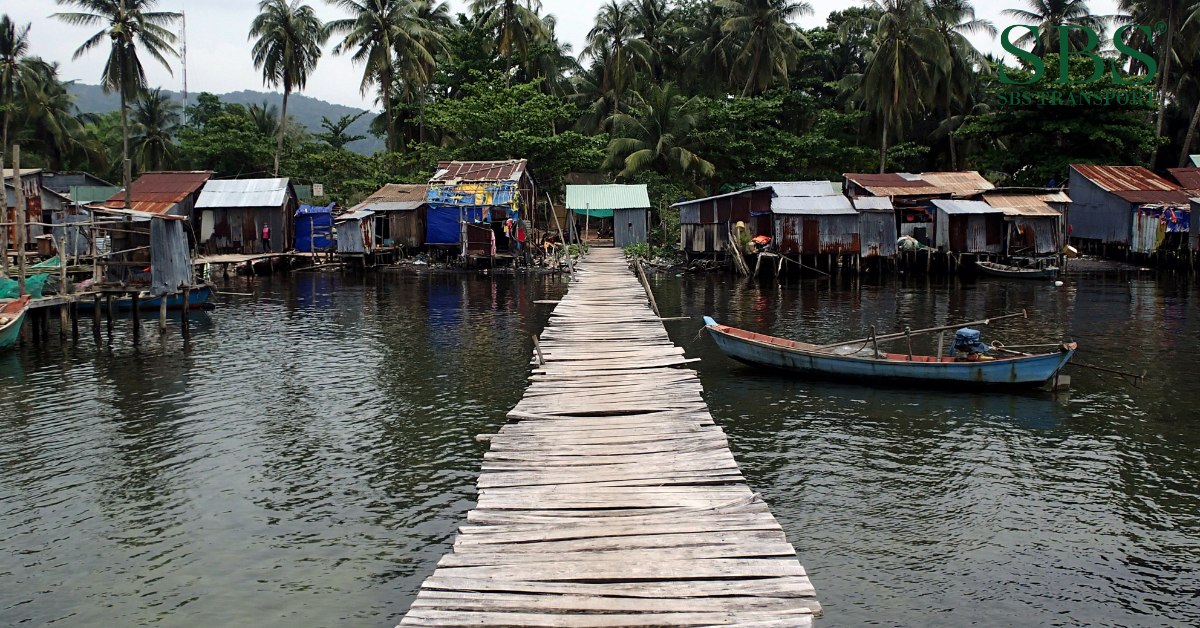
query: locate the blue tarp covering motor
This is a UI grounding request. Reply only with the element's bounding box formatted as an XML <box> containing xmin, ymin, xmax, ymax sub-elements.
<box><xmin>426</xmin><ymin>205</ymin><xmax>490</xmax><ymax>245</ymax></box>
<box><xmin>952</xmin><ymin>328</ymin><xmax>989</xmax><ymax>354</ymax></box>
<box><xmin>295</xmin><ymin>203</ymin><xmax>335</xmax><ymax>252</ymax></box>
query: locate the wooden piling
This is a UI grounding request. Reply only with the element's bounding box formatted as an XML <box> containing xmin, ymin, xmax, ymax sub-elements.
<box><xmin>398</xmin><ymin>247</ymin><xmax>820</xmax><ymax>626</ymax></box>
<box><xmin>91</xmin><ymin>294</ymin><xmax>101</xmax><ymax>339</ymax></box>
<box><xmin>158</xmin><ymin>294</ymin><xmax>168</xmax><ymax>335</ymax></box>
<box><xmin>131</xmin><ymin>292</ymin><xmax>140</xmax><ymax>342</ymax></box>
<box><xmin>181</xmin><ymin>286</ymin><xmax>191</xmax><ymax>340</ymax></box>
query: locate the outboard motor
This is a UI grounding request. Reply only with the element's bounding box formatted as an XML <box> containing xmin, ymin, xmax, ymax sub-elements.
<box><xmin>952</xmin><ymin>328</ymin><xmax>989</xmax><ymax>355</ymax></box>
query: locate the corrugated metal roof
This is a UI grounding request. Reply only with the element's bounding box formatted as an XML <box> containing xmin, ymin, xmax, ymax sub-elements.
<box><xmin>920</xmin><ymin>171</ymin><xmax>994</xmax><ymax>197</ymax></box>
<box><xmin>103</xmin><ymin>171</ymin><xmax>212</xmax><ymax>213</ymax></box>
<box><xmin>983</xmin><ymin>194</ymin><xmax>1062</xmax><ymax>216</ymax></box>
<box><xmin>844</xmin><ymin>172</ymin><xmax>941</xmax><ymax>196</ymax></box>
<box><xmin>670</xmin><ymin>185</ymin><xmax>767</xmax><ymax>208</ymax></box>
<box><xmin>196</xmin><ymin>178</ymin><xmax>291</xmax><ymax>208</ymax></box>
<box><xmin>1167</xmin><ymin>167</ymin><xmax>1200</xmax><ymax>192</ymax></box>
<box><xmin>352</xmin><ymin>184</ymin><xmax>427</xmax><ymax>212</ymax></box>
<box><xmin>932</xmin><ymin>199</ymin><xmax>1004</xmax><ymax>215</ymax></box>
<box><xmin>853</xmin><ymin>197</ymin><xmax>894</xmax><ymax>211</ymax></box>
<box><xmin>1070</xmin><ymin>164</ymin><xmax>1191</xmax><ymax>205</ymax></box>
<box><xmin>335</xmin><ymin>209</ymin><xmax>375</xmax><ymax>222</ymax></box>
<box><xmin>772</xmin><ymin>195</ymin><xmax>856</xmax><ymax>215</ymax></box>
<box><xmin>565</xmin><ymin>184</ymin><xmax>651</xmax><ymax>210</ymax></box>
<box><xmin>431</xmin><ymin>160</ymin><xmax>527</xmax><ymax>182</ymax></box>
<box><xmin>756</xmin><ymin>181</ymin><xmax>839</xmax><ymax>197</ymax></box>
<box><xmin>2</xmin><ymin>168</ymin><xmax>43</xmax><ymax>179</ymax></box>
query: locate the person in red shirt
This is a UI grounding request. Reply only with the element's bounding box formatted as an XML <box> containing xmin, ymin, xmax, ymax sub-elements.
<box><xmin>261</xmin><ymin>222</ymin><xmax>271</xmax><ymax>253</ymax></box>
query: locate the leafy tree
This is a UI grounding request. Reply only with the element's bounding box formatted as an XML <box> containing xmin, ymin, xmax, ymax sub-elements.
<box><xmin>131</xmin><ymin>87</ymin><xmax>180</xmax><ymax>172</ymax></box>
<box><xmin>1</xmin><ymin>15</ymin><xmax>30</xmax><ymax>200</ymax></box>
<box><xmin>316</xmin><ymin>111</ymin><xmax>368</xmax><ymax>149</ymax></box>
<box><xmin>249</xmin><ymin>0</ymin><xmax>328</xmax><ymax>176</ymax></box>
<box><xmin>185</xmin><ymin>92</ymin><xmax>224</xmax><ymax>127</ymax></box>
<box><xmin>53</xmin><ymin>0</ymin><xmax>180</xmax><ymax>208</ymax></box>
<box><xmin>583</xmin><ymin>1</ymin><xmax>651</xmax><ymax>106</ymax></box>
<box><xmin>178</xmin><ymin>109</ymin><xmax>274</xmax><ymax>175</ymax></box>
<box><xmin>424</xmin><ymin>74</ymin><xmax>605</xmax><ymax>195</ymax></box>
<box><xmin>956</xmin><ymin>54</ymin><xmax>1160</xmax><ymax>186</ymax></box>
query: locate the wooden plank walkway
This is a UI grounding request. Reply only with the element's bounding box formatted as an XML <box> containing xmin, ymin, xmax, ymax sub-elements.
<box><xmin>399</xmin><ymin>247</ymin><xmax>820</xmax><ymax>627</ymax></box>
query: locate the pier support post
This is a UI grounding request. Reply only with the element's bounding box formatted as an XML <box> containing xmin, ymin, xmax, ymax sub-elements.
<box><xmin>181</xmin><ymin>287</ymin><xmax>191</xmax><ymax>341</ymax></box>
<box><xmin>105</xmin><ymin>295</ymin><xmax>114</xmax><ymax>334</ymax></box>
<box><xmin>91</xmin><ymin>294</ymin><xmax>101</xmax><ymax>340</ymax></box>
<box><xmin>59</xmin><ymin>304</ymin><xmax>68</xmax><ymax>340</ymax></box>
<box><xmin>158</xmin><ymin>294</ymin><xmax>168</xmax><ymax>335</ymax></box>
<box><xmin>71</xmin><ymin>300</ymin><xmax>79</xmax><ymax>340</ymax></box>
<box><xmin>131</xmin><ymin>293</ymin><xmax>140</xmax><ymax>343</ymax></box>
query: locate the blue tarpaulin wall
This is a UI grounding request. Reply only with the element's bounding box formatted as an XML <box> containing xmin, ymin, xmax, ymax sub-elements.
<box><xmin>426</xmin><ymin>204</ymin><xmax>491</xmax><ymax>245</ymax></box>
<box><xmin>295</xmin><ymin>203</ymin><xmax>335</xmax><ymax>252</ymax></box>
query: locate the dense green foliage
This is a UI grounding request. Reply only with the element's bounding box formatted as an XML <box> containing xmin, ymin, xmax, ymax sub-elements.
<box><xmin>4</xmin><ymin>0</ymin><xmax>1200</xmax><ymax>236</ymax></box>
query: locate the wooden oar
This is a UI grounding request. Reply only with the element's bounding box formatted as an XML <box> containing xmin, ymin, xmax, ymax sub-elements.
<box><xmin>815</xmin><ymin>310</ymin><xmax>1028</xmax><ymax>350</ymax></box>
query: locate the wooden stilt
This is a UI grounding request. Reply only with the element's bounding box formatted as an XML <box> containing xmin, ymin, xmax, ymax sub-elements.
<box><xmin>131</xmin><ymin>292</ymin><xmax>140</xmax><ymax>343</ymax></box>
<box><xmin>181</xmin><ymin>286</ymin><xmax>191</xmax><ymax>340</ymax></box>
<box><xmin>159</xmin><ymin>294</ymin><xmax>168</xmax><ymax>335</ymax></box>
<box><xmin>92</xmin><ymin>294</ymin><xmax>101</xmax><ymax>340</ymax></box>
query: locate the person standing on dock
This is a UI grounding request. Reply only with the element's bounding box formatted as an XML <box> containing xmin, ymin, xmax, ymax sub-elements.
<box><xmin>261</xmin><ymin>222</ymin><xmax>271</xmax><ymax>253</ymax></box>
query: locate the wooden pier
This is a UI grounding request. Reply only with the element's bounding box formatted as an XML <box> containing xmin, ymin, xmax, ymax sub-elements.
<box><xmin>399</xmin><ymin>247</ymin><xmax>820</xmax><ymax>627</ymax></box>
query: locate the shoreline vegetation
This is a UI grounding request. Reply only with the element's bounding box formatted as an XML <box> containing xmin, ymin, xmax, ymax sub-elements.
<box><xmin>1</xmin><ymin>1</ymin><xmax>1197</xmax><ymax>250</ymax></box>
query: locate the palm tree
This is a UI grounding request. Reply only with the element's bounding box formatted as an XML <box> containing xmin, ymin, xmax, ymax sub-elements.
<box><xmin>928</xmin><ymin>0</ymin><xmax>994</xmax><ymax>169</ymax></box>
<box><xmin>1119</xmin><ymin>0</ymin><xmax>1195</xmax><ymax>152</ymax></box>
<box><xmin>130</xmin><ymin>87</ymin><xmax>180</xmax><ymax>171</ymax></box>
<box><xmin>470</xmin><ymin>0</ymin><xmax>549</xmax><ymax>81</ymax></box>
<box><xmin>249</xmin><ymin>0</ymin><xmax>327</xmax><ymax>176</ymax></box>
<box><xmin>630</xmin><ymin>0</ymin><xmax>669</xmax><ymax>80</ymax></box>
<box><xmin>246</xmin><ymin>100</ymin><xmax>281</xmax><ymax>137</ymax></box>
<box><xmin>11</xmin><ymin>59</ymin><xmax>101</xmax><ymax>169</ymax></box>
<box><xmin>327</xmin><ymin>0</ymin><xmax>438</xmax><ymax>153</ymax></box>
<box><xmin>0</xmin><ymin>15</ymin><xmax>30</xmax><ymax>269</ymax></box>
<box><xmin>583</xmin><ymin>1</ymin><xmax>652</xmax><ymax>105</ymax></box>
<box><xmin>846</xmin><ymin>0</ymin><xmax>946</xmax><ymax>172</ymax></box>
<box><xmin>679</xmin><ymin>1</ymin><xmax>735</xmax><ymax>95</ymax></box>
<box><xmin>315</xmin><ymin>111</ymin><xmax>368</xmax><ymax>149</ymax></box>
<box><xmin>53</xmin><ymin>0</ymin><xmax>180</xmax><ymax>209</ymax></box>
<box><xmin>604</xmin><ymin>82</ymin><xmax>715</xmax><ymax>188</ymax></box>
<box><xmin>717</xmin><ymin>0</ymin><xmax>812</xmax><ymax>96</ymax></box>
<box><xmin>1001</xmin><ymin>0</ymin><xmax>1107</xmax><ymax>56</ymax></box>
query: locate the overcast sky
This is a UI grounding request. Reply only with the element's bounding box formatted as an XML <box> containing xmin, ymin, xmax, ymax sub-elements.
<box><xmin>11</xmin><ymin>0</ymin><xmax>1120</xmax><ymax>111</ymax></box>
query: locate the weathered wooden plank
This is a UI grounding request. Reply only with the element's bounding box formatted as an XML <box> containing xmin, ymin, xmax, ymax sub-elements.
<box><xmin>397</xmin><ymin>248</ymin><xmax>819</xmax><ymax>626</ymax></box>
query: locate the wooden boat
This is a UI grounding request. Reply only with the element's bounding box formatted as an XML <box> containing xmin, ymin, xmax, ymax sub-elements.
<box><xmin>703</xmin><ymin>316</ymin><xmax>1076</xmax><ymax>387</ymax></box>
<box><xmin>0</xmin><ymin>295</ymin><xmax>30</xmax><ymax>350</ymax></box>
<box><xmin>75</xmin><ymin>285</ymin><xmax>214</xmax><ymax>313</ymax></box>
<box><xmin>976</xmin><ymin>260</ymin><xmax>1059</xmax><ymax>279</ymax></box>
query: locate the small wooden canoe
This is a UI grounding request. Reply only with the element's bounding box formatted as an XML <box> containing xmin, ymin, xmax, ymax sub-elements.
<box><xmin>0</xmin><ymin>295</ymin><xmax>30</xmax><ymax>351</ymax></box>
<box><xmin>976</xmin><ymin>260</ymin><xmax>1059</xmax><ymax>279</ymax></box>
<box><xmin>704</xmin><ymin>316</ymin><xmax>1076</xmax><ymax>387</ymax></box>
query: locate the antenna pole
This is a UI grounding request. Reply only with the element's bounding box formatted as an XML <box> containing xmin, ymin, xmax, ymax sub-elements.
<box><xmin>180</xmin><ymin>8</ymin><xmax>188</xmax><ymax>112</ymax></box>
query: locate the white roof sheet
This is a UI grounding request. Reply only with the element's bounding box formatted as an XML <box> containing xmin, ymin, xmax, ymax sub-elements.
<box><xmin>772</xmin><ymin>195</ymin><xmax>856</xmax><ymax>215</ymax></box>
<box><xmin>196</xmin><ymin>178</ymin><xmax>291</xmax><ymax>208</ymax></box>
<box><xmin>335</xmin><ymin>209</ymin><xmax>375</xmax><ymax>222</ymax></box>
<box><xmin>932</xmin><ymin>199</ymin><xmax>1004</xmax><ymax>215</ymax></box>
<box><xmin>756</xmin><ymin>181</ymin><xmax>839</xmax><ymax>197</ymax></box>
<box><xmin>853</xmin><ymin>197</ymin><xmax>894</xmax><ymax>211</ymax></box>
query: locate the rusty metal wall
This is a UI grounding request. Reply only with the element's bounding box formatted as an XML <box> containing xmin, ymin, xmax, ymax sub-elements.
<box><xmin>1009</xmin><ymin>216</ymin><xmax>1060</xmax><ymax>255</ymax></box>
<box><xmin>859</xmin><ymin>211</ymin><xmax>898</xmax><ymax>258</ymax></box>
<box><xmin>775</xmin><ymin>215</ymin><xmax>860</xmax><ymax>255</ymax></box>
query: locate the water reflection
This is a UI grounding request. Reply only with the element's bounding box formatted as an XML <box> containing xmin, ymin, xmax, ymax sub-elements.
<box><xmin>1</xmin><ymin>267</ymin><xmax>1197</xmax><ymax>627</ymax></box>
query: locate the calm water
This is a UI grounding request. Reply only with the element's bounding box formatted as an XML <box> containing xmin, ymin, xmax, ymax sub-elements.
<box><xmin>1</xmin><ymin>264</ymin><xmax>1198</xmax><ymax>627</ymax></box>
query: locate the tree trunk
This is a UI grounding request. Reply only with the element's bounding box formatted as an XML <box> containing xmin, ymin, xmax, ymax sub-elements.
<box><xmin>1180</xmin><ymin>100</ymin><xmax>1200</xmax><ymax>167</ymax></box>
<box><xmin>1154</xmin><ymin>10</ymin><xmax>1175</xmax><ymax>145</ymax></box>
<box><xmin>741</xmin><ymin>42</ymin><xmax>763</xmax><ymax>97</ymax></box>
<box><xmin>945</xmin><ymin>68</ymin><xmax>957</xmax><ymax>171</ymax></box>
<box><xmin>274</xmin><ymin>86</ymin><xmax>289</xmax><ymax>176</ymax></box>
<box><xmin>121</xmin><ymin>89</ymin><xmax>131</xmax><ymax>209</ymax></box>
<box><xmin>382</xmin><ymin>66</ymin><xmax>397</xmax><ymax>154</ymax></box>
<box><xmin>879</xmin><ymin>121</ymin><xmax>889</xmax><ymax>174</ymax></box>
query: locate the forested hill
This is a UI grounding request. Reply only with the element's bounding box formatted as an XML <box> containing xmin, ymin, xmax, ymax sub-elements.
<box><xmin>67</xmin><ymin>83</ymin><xmax>384</xmax><ymax>155</ymax></box>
